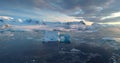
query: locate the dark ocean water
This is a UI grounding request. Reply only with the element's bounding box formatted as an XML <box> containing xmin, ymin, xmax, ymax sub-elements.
<box><xmin>0</xmin><ymin>31</ymin><xmax>119</xmax><ymax>63</ymax></box>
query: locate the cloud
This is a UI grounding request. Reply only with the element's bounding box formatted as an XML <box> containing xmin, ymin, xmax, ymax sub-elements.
<box><xmin>0</xmin><ymin>0</ymin><xmax>120</xmax><ymax>22</ymax></box>
<box><xmin>45</xmin><ymin>0</ymin><xmax>114</xmax><ymax>14</ymax></box>
<box><xmin>101</xmin><ymin>12</ymin><xmax>120</xmax><ymax>20</ymax></box>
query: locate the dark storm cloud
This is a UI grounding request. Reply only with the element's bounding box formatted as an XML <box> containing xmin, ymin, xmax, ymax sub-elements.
<box><xmin>0</xmin><ymin>0</ymin><xmax>119</xmax><ymax>22</ymax></box>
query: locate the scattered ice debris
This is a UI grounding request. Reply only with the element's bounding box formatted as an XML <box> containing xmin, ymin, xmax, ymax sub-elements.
<box><xmin>35</xmin><ymin>39</ymin><xmax>42</xmax><ymax>41</ymax></box>
<box><xmin>26</xmin><ymin>37</ymin><xmax>33</xmax><ymax>40</ymax></box>
<box><xmin>102</xmin><ymin>37</ymin><xmax>115</xmax><ymax>41</ymax></box>
<box><xmin>70</xmin><ymin>48</ymin><xmax>80</xmax><ymax>52</ymax></box>
<box><xmin>0</xmin><ymin>31</ymin><xmax>14</xmax><ymax>37</ymax></box>
<box><xmin>32</xmin><ymin>59</ymin><xmax>36</xmax><ymax>62</ymax></box>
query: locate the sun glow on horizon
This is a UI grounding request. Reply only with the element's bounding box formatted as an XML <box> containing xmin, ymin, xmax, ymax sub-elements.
<box><xmin>99</xmin><ymin>22</ymin><xmax>120</xmax><ymax>25</ymax></box>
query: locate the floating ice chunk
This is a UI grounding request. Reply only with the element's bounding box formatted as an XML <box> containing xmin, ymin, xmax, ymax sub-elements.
<box><xmin>71</xmin><ymin>48</ymin><xmax>80</xmax><ymax>52</ymax></box>
<box><xmin>102</xmin><ymin>37</ymin><xmax>114</xmax><ymax>41</ymax></box>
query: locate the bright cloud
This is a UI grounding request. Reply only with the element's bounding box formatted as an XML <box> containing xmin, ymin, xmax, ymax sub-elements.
<box><xmin>99</xmin><ymin>22</ymin><xmax>120</xmax><ymax>25</ymax></box>
<box><xmin>0</xmin><ymin>0</ymin><xmax>119</xmax><ymax>22</ymax></box>
<box><xmin>101</xmin><ymin>12</ymin><xmax>120</xmax><ymax>20</ymax></box>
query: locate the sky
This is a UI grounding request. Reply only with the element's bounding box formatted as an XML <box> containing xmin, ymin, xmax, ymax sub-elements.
<box><xmin>0</xmin><ymin>0</ymin><xmax>120</xmax><ymax>23</ymax></box>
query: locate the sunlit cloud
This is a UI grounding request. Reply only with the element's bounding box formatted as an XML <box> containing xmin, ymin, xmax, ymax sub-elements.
<box><xmin>101</xmin><ymin>12</ymin><xmax>120</xmax><ymax>20</ymax></box>
<box><xmin>99</xmin><ymin>22</ymin><xmax>120</xmax><ymax>25</ymax></box>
